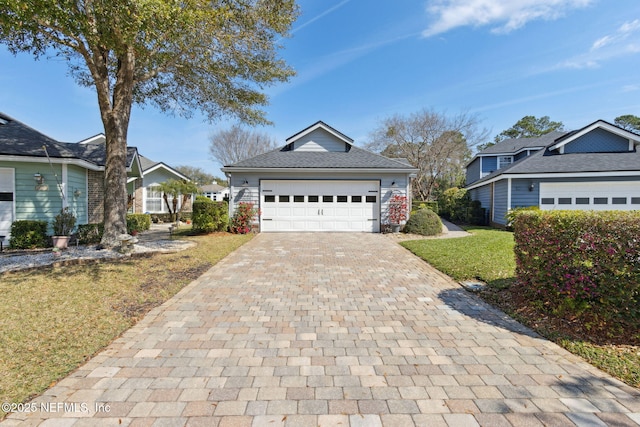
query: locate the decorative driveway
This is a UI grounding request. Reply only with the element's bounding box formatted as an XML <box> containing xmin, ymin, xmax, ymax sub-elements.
<box><xmin>3</xmin><ymin>233</ymin><xmax>639</xmax><ymax>426</ymax></box>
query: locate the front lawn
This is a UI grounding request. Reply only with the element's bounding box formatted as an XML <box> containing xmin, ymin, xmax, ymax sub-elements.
<box><xmin>0</xmin><ymin>232</ymin><xmax>252</xmax><ymax>417</ymax></box>
<box><xmin>401</xmin><ymin>226</ymin><xmax>640</xmax><ymax>388</ymax></box>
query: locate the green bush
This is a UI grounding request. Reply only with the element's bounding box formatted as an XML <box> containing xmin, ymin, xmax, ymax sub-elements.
<box><xmin>126</xmin><ymin>214</ymin><xmax>151</xmax><ymax>233</ymax></box>
<box><xmin>403</xmin><ymin>207</ymin><xmax>443</xmax><ymax>236</ymax></box>
<box><xmin>412</xmin><ymin>201</ymin><xmax>439</xmax><ymax>214</ymax></box>
<box><xmin>437</xmin><ymin>187</ymin><xmax>486</xmax><ymax>225</ymax></box>
<box><xmin>76</xmin><ymin>223</ymin><xmax>104</xmax><ymax>244</ymax></box>
<box><xmin>9</xmin><ymin>220</ymin><xmax>48</xmax><ymax>249</ymax></box>
<box><xmin>150</xmin><ymin>212</ymin><xmax>192</xmax><ymax>223</ymax></box>
<box><xmin>512</xmin><ymin>210</ymin><xmax>640</xmax><ymax>325</ymax></box>
<box><xmin>192</xmin><ymin>197</ymin><xmax>228</xmax><ymax>233</ymax></box>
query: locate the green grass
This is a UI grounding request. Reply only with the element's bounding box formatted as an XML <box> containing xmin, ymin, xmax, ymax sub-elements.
<box><xmin>0</xmin><ymin>232</ymin><xmax>252</xmax><ymax>417</ymax></box>
<box><xmin>400</xmin><ymin>226</ymin><xmax>516</xmax><ymax>286</ymax></box>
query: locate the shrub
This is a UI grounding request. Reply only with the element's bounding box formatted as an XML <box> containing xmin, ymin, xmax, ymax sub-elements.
<box><xmin>387</xmin><ymin>194</ymin><xmax>408</xmax><ymax>224</ymax></box>
<box><xmin>126</xmin><ymin>214</ymin><xmax>151</xmax><ymax>234</ymax></box>
<box><xmin>52</xmin><ymin>207</ymin><xmax>76</xmax><ymax>236</ymax></box>
<box><xmin>9</xmin><ymin>220</ymin><xmax>48</xmax><ymax>249</ymax></box>
<box><xmin>76</xmin><ymin>223</ymin><xmax>104</xmax><ymax>244</ymax></box>
<box><xmin>403</xmin><ymin>207</ymin><xmax>443</xmax><ymax>236</ymax></box>
<box><xmin>438</xmin><ymin>187</ymin><xmax>486</xmax><ymax>225</ymax></box>
<box><xmin>192</xmin><ymin>197</ymin><xmax>228</xmax><ymax>233</ymax></box>
<box><xmin>512</xmin><ymin>210</ymin><xmax>640</xmax><ymax>325</ymax></box>
<box><xmin>230</xmin><ymin>202</ymin><xmax>258</xmax><ymax>234</ymax></box>
<box><xmin>412</xmin><ymin>201</ymin><xmax>438</xmax><ymax>214</ymax></box>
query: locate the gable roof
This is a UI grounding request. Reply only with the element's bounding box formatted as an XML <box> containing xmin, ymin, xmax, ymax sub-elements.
<box><xmin>466</xmin><ymin>122</ymin><xmax>640</xmax><ymax>189</ymax></box>
<box><xmin>0</xmin><ymin>113</ymin><xmax>139</xmax><ymax>171</ymax></box>
<box><xmin>549</xmin><ymin>120</ymin><xmax>640</xmax><ymax>152</ymax></box>
<box><xmin>286</xmin><ymin>120</ymin><xmax>354</xmax><ymax>145</ymax></box>
<box><xmin>477</xmin><ymin>131</ymin><xmax>567</xmax><ymax>156</ymax></box>
<box><xmin>138</xmin><ymin>155</ymin><xmax>190</xmax><ymax>180</ymax></box>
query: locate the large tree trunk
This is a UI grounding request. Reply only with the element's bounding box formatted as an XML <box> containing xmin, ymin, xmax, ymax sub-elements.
<box><xmin>97</xmin><ymin>49</ymin><xmax>136</xmax><ymax>248</ymax></box>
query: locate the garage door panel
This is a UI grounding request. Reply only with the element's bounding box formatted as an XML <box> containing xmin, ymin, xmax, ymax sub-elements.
<box><xmin>261</xmin><ymin>180</ymin><xmax>380</xmax><ymax>232</ymax></box>
<box><xmin>540</xmin><ymin>182</ymin><xmax>639</xmax><ymax>211</ymax></box>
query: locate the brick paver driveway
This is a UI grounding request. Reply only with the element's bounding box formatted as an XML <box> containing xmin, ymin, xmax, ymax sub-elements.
<box><xmin>4</xmin><ymin>233</ymin><xmax>639</xmax><ymax>426</ymax></box>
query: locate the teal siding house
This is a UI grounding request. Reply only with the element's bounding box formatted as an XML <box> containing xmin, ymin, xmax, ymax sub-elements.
<box><xmin>0</xmin><ymin>112</ymin><xmax>142</xmax><ymax>245</ymax></box>
<box><xmin>465</xmin><ymin>120</ymin><xmax>640</xmax><ymax>226</ymax></box>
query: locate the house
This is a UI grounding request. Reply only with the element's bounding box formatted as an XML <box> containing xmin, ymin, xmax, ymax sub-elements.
<box><xmin>221</xmin><ymin>121</ymin><xmax>419</xmax><ymax>232</ymax></box>
<box><xmin>129</xmin><ymin>155</ymin><xmax>192</xmax><ymax>215</ymax></box>
<box><xmin>200</xmin><ymin>183</ymin><xmax>230</xmax><ymax>201</ymax></box>
<box><xmin>465</xmin><ymin>120</ymin><xmax>640</xmax><ymax>226</ymax></box>
<box><xmin>0</xmin><ymin>112</ymin><xmax>142</xmax><ymax>245</ymax></box>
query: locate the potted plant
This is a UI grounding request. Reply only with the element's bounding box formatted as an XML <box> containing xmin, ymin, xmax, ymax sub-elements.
<box><xmin>388</xmin><ymin>194</ymin><xmax>408</xmax><ymax>233</ymax></box>
<box><xmin>51</xmin><ymin>207</ymin><xmax>76</xmax><ymax>249</ymax></box>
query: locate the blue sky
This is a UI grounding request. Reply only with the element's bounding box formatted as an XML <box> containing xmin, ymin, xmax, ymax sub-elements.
<box><xmin>1</xmin><ymin>0</ymin><xmax>639</xmax><ymax>178</ymax></box>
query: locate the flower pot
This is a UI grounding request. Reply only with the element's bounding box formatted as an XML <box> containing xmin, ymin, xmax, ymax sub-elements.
<box><xmin>52</xmin><ymin>236</ymin><xmax>70</xmax><ymax>249</ymax></box>
<box><xmin>391</xmin><ymin>224</ymin><xmax>401</xmax><ymax>233</ymax></box>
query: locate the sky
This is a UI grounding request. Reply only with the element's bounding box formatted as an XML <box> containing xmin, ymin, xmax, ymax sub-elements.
<box><xmin>1</xmin><ymin>0</ymin><xmax>639</xmax><ymax>178</ymax></box>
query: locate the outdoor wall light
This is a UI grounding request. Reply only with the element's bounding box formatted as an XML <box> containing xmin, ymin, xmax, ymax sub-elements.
<box><xmin>73</xmin><ymin>188</ymin><xmax>82</xmax><ymax>198</ymax></box>
<box><xmin>242</xmin><ymin>179</ymin><xmax>249</xmax><ymax>187</ymax></box>
<box><xmin>528</xmin><ymin>183</ymin><xmax>535</xmax><ymax>192</ymax></box>
<box><xmin>391</xmin><ymin>181</ymin><xmax>397</xmax><ymax>188</ymax></box>
<box><xmin>34</xmin><ymin>172</ymin><xmax>44</xmax><ymax>184</ymax></box>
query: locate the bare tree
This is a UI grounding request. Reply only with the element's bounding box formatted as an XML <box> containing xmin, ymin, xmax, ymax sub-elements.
<box><xmin>366</xmin><ymin>109</ymin><xmax>488</xmax><ymax>201</ymax></box>
<box><xmin>209</xmin><ymin>125</ymin><xmax>278</xmax><ymax>166</ymax></box>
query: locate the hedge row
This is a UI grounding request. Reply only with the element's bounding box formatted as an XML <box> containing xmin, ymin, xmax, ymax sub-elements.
<box><xmin>512</xmin><ymin>210</ymin><xmax>640</xmax><ymax>324</ymax></box>
<box><xmin>8</xmin><ymin>220</ymin><xmax>49</xmax><ymax>249</ymax></box>
<box><xmin>126</xmin><ymin>213</ymin><xmax>151</xmax><ymax>234</ymax></box>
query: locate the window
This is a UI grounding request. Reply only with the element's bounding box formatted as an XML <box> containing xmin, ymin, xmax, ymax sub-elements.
<box><xmin>366</xmin><ymin>195</ymin><xmax>377</xmax><ymax>203</ymax></box>
<box><xmin>323</xmin><ymin>195</ymin><xmax>333</xmax><ymax>202</ymax></box>
<box><xmin>351</xmin><ymin>195</ymin><xmax>362</xmax><ymax>203</ymax></box>
<box><xmin>558</xmin><ymin>198</ymin><xmax>572</xmax><ymax>205</ymax></box>
<box><xmin>279</xmin><ymin>195</ymin><xmax>290</xmax><ymax>202</ymax></box>
<box><xmin>294</xmin><ymin>195</ymin><xmax>304</xmax><ymax>202</ymax></box>
<box><xmin>498</xmin><ymin>156</ymin><xmax>513</xmax><ymax>169</ymax></box>
<box><xmin>541</xmin><ymin>198</ymin><xmax>554</xmax><ymax>205</ymax></box>
<box><xmin>308</xmin><ymin>195</ymin><xmax>319</xmax><ymax>203</ymax></box>
<box><xmin>146</xmin><ymin>186</ymin><xmax>163</xmax><ymax>212</ymax></box>
<box><xmin>576</xmin><ymin>197</ymin><xmax>590</xmax><ymax>205</ymax></box>
<box><xmin>612</xmin><ymin>197</ymin><xmax>627</xmax><ymax>204</ymax></box>
<box><xmin>594</xmin><ymin>197</ymin><xmax>608</xmax><ymax>205</ymax></box>
<box><xmin>337</xmin><ymin>196</ymin><xmax>348</xmax><ymax>203</ymax></box>
<box><xmin>265</xmin><ymin>195</ymin><xmax>275</xmax><ymax>202</ymax></box>
<box><xmin>632</xmin><ymin>197</ymin><xmax>640</xmax><ymax>205</ymax></box>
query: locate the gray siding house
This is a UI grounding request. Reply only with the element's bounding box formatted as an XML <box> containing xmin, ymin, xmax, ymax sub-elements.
<box><xmin>221</xmin><ymin>121</ymin><xmax>418</xmax><ymax>232</ymax></box>
<box><xmin>465</xmin><ymin>120</ymin><xmax>640</xmax><ymax>226</ymax></box>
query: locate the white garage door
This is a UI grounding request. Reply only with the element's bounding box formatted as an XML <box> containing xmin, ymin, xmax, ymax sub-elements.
<box><xmin>261</xmin><ymin>180</ymin><xmax>380</xmax><ymax>232</ymax></box>
<box><xmin>539</xmin><ymin>182</ymin><xmax>640</xmax><ymax>211</ymax></box>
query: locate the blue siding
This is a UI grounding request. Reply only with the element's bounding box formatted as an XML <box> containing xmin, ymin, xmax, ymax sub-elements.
<box><xmin>67</xmin><ymin>165</ymin><xmax>88</xmax><ymax>225</ymax></box>
<box><xmin>470</xmin><ymin>185</ymin><xmax>491</xmax><ymax>210</ymax></box>
<box><xmin>511</xmin><ymin>179</ymin><xmax>539</xmax><ymax>208</ymax></box>
<box><xmin>564</xmin><ymin>128</ymin><xmax>630</xmax><ymax>153</ymax></box>
<box><xmin>481</xmin><ymin>156</ymin><xmax>497</xmax><ymax>174</ymax></box>
<box><xmin>493</xmin><ymin>180</ymin><xmax>509</xmax><ymax>225</ymax></box>
<box><xmin>514</xmin><ymin>151</ymin><xmax>528</xmax><ymax>161</ymax></box>
<box><xmin>466</xmin><ymin>158</ymin><xmax>481</xmax><ymax>185</ymax></box>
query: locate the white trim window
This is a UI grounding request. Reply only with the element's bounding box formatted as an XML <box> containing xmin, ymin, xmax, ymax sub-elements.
<box><xmin>498</xmin><ymin>156</ymin><xmax>513</xmax><ymax>169</ymax></box>
<box><xmin>146</xmin><ymin>185</ymin><xmax>164</xmax><ymax>213</ymax></box>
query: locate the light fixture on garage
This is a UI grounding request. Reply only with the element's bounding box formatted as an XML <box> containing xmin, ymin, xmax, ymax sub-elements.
<box><xmin>34</xmin><ymin>172</ymin><xmax>45</xmax><ymax>185</ymax></box>
<box><xmin>528</xmin><ymin>183</ymin><xmax>535</xmax><ymax>192</ymax></box>
<box><xmin>242</xmin><ymin>179</ymin><xmax>249</xmax><ymax>187</ymax></box>
<box><xmin>391</xmin><ymin>181</ymin><xmax>397</xmax><ymax>188</ymax></box>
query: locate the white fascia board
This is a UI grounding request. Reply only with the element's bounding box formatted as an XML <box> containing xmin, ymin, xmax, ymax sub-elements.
<box><xmin>0</xmin><ymin>155</ymin><xmax>103</xmax><ymax>171</ymax></box>
<box><xmin>466</xmin><ymin>170</ymin><xmax>640</xmax><ymax>190</ymax></box>
<box><xmin>143</xmin><ymin>162</ymin><xmax>190</xmax><ymax>181</ymax></box>
<box><xmin>220</xmin><ymin>167</ymin><xmax>418</xmax><ymax>174</ymax></box>
<box><xmin>550</xmin><ymin>121</ymin><xmax>640</xmax><ymax>151</ymax></box>
<box><xmin>285</xmin><ymin>122</ymin><xmax>354</xmax><ymax>146</ymax></box>
<box><xmin>78</xmin><ymin>133</ymin><xmax>106</xmax><ymax>144</ymax></box>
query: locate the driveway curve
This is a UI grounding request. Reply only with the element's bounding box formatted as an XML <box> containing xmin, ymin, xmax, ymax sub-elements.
<box><xmin>3</xmin><ymin>233</ymin><xmax>639</xmax><ymax>427</ymax></box>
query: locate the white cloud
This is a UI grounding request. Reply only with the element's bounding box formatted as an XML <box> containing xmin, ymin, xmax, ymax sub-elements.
<box><xmin>591</xmin><ymin>19</ymin><xmax>640</xmax><ymax>50</ymax></box>
<box><xmin>422</xmin><ymin>0</ymin><xmax>594</xmax><ymax>37</ymax></box>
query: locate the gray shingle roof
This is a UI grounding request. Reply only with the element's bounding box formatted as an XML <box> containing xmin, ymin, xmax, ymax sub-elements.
<box><xmin>0</xmin><ymin>112</ymin><xmax>137</xmax><ymax>167</ymax></box>
<box><xmin>478</xmin><ymin>131</ymin><xmax>568</xmax><ymax>155</ymax></box>
<box><xmin>223</xmin><ymin>145</ymin><xmax>418</xmax><ymax>170</ymax></box>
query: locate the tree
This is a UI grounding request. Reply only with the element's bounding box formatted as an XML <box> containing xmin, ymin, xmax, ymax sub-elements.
<box><xmin>0</xmin><ymin>1</ymin><xmax>298</xmax><ymax>247</ymax></box>
<box><xmin>174</xmin><ymin>165</ymin><xmax>223</xmax><ymax>186</ymax></box>
<box><xmin>494</xmin><ymin>115</ymin><xmax>564</xmax><ymax>143</ymax></box>
<box><xmin>157</xmin><ymin>179</ymin><xmax>200</xmax><ymax>223</ymax></box>
<box><xmin>614</xmin><ymin>115</ymin><xmax>640</xmax><ymax>133</ymax></box>
<box><xmin>209</xmin><ymin>124</ymin><xmax>278</xmax><ymax>166</ymax></box>
<box><xmin>366</xmin><ymin>109</ymin><xmax>488</xmax><ymax>201</ymax></box>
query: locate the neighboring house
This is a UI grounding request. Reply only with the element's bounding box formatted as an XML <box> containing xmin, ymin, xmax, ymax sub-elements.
<box><xmin>0</xmin><ymin>112</ymin><xmax>142</xmax><ymax>245</ymax></box>
<box><xmin>200</xmin><ymin>183</ymin><xmax>230</xmax><ymax>201</ymax></box>
<box><xmin>221</xmin><ymin>121</ymin><xmax>418</xmax><ymax>232</ymax></box>
<box><xmin>130</xmin><ymin>155</ymin><xmax>192</xmax><ymax>215</ymax></box>
<box><xmin>465</xmin><ymin>120</ymin><xmax>640</xmax><ymax>226</ymax></box>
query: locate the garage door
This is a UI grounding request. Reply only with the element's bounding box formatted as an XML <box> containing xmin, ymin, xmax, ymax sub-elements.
<box><xmin>539</xmin><ymin>182</ymin><xmax>640</xmax><ymax>211</ymax></box>
<box><xmin>261</xmin><ymin>180</ymin><xmax>380</xmax><ymax>232</ymax></box>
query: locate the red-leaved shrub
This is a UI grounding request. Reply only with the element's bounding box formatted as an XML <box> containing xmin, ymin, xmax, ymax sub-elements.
<box><xmin>230</xmin><ymin>202</ymin><xmax>259</xmax><ymax>234</ymax></box>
